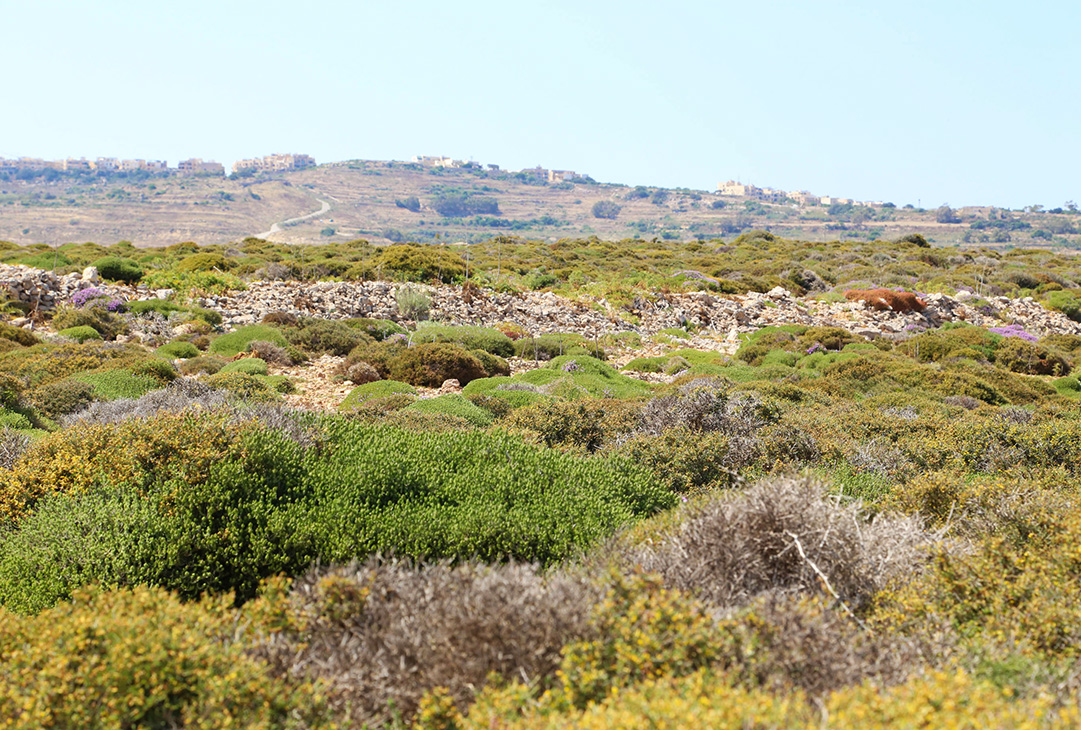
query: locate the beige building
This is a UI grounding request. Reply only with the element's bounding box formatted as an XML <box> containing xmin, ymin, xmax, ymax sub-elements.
<box><xmin>233</xmin><ymin>153</ymin><xmax>315</xmax><ymax>173</ymax></box>
<box><xmin>178</xmin><ymin>158</ymin><xmax>225</xmax><ymax>175</ymax></box>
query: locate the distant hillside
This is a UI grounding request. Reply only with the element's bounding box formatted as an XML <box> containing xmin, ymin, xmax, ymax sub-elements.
<box><xmin>1</xmin><ymin>159</ymin><xmax>1078</xmax><ymax>249</ymax></box>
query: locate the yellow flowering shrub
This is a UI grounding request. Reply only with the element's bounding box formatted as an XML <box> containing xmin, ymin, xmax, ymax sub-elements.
<box><xmin>0</xmin><ymin>412</ymin><xmax>247</xmax><ymax>522</ymax></box>
<box><xmin>0</xmin><ymin>585</ymin><xmax>332</xmax><ymax>729</ymax></box>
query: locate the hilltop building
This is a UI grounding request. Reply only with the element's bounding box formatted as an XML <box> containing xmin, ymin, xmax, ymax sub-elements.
<box><xmin>232</xmin><ymin>153</ymin><xmax>315</xmax><ymax>173</ymax></box>
<box><xmin>178</xmin><ymin>158</ymin><xmax>225</xmax><ymax>175</ymax></box>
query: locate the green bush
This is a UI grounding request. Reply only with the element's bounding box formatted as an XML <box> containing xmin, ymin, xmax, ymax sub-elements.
<box><xmin>287</xmin><ymin>318</ymin><xmax>369</xmax><ymax>356</ymax></box>
<box><xmin>51</xmin><ymin>305</ymin><xmax>127</xmax><ymax>340</ymax></box>
<box><xmin>176</xmin><ymin>252</ymin><xmax>231</xmax><ymax>273</ymax></box>
<box><xmin>377</xmin><ymin>243</ymin><xmax>465</xmax><ymax>283</ymax></box>
<box><xmin>344</xmin><ymin>317</ymin><xmax>407</xmax><ymax>341</ymax></box>
<box><xmin>72</xmin><ymin>370</ymin><xmax>161</xmax><ymax>401</ymax></box>
<box><xmin>1044</xmin><ymin>289</ymin><xmax>1081</xmax><ymax>322</ymax></box>
<box><xmin>129</xmin><ymin>358</ymin><xmax>178</xmax><ymax>384</ymax></box>
<box><xmin>387</xmin><ymin>342</ymin><xmax>488</xmax><ymax>387</ymax></box>
<box><xmin>470</xmin><ymin>348</ymin><xmax>511</xmax><ymax>377</ymax></box>
<box><xmin>339</xmin><ymin>380</ymin><xmax>417</xmax><ymax>412</ymax></box>
<box><xmin>58</xmin><ymin>325</ymin><xmax>102</xmax><ymax>343</ymax></box>
<box><xmin>178</xmin><ymin>355</ymin><xmax>227</xmax><ymax>376</ymax></box>
<box><xmin>514</xmin><ymin>333</ymin><xmax>606</xmax><ymax>361</ymax></box>
<box><xmin>404</xmin><ymin>394</ymin><xmax>494</xmax><ymax>427</ymax></box>
<box><xmin>156</xmin><ymin>341</ymin><xmax>200</xmax><ymax>359</ymax></box>
<box><xmin>412</xmin><ymin>323</ymin><xmax>515</xmax><ymax>357</ymax></box>
<box><xmin>0</xmin><ymin>322</ymin><xmax>40</xmax><ymax>347</ymax></box>
<box><xmin>209</xmin><ymin>325</ymin><xmax>289</xmax><ymax>358</ymax></box>
<box><xmin>0</xmin><ymin>417</ymin><xmax>673</xmax><ymax>610</ymax></box>
<box><xmin>203</xmin><ymin>371</ymin><xmax>281</xmax><ymax>402</ymax></box>
<box><xmin>220</xmin><ymin>357</ymin><xmax>269</xmax><ymax>376</ymax></box>
<box><xmin>93</xmin><ymin>256</ymin><xmax>143</xmax><ymax>283</ymax></box>
<box><xmin>128</xmin><ymin>298</ymin><xmax>183</xmax><ymax>317</ymax></box>
<box><xmin>26</xmin><ymin>378</ymin><xmax>96</xmax><ymax>419</ymax></box>
<box><xmin>994</xmin><ymin>337</ymin><xmax>1070</xmax><ymax>376</ymax></box>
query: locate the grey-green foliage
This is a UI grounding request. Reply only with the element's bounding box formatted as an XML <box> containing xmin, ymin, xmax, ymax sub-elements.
<box><xmin>0</xmin><ymin>416</ymin><xmax>674</xmax><ymax>613</ymax></box>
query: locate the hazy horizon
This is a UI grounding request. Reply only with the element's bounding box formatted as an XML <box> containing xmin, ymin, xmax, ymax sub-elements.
<box><xmin>2</xmin><ymin>0</ymin><xmax>1078</xmax><ymax>210</ymax></box>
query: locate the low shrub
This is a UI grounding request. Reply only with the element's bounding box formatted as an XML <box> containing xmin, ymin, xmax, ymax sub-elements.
<box><xmin>156</xmin><ymin>340</ymin><xmax>200</xmax><ymax>359</ymax></box>
<box><xmin>127</xmin><ymin>298</ymin><xmax>183</xmax><ymax>317</ymax></box>
<box><xmin>26</xmin><ymin>378</ymin><xmax>96</xmax><ymax>419</ymax></box>
<box><xmin>93</xmin><ymin>255</ymin><xmax>143</xmax><ymax>283</ymax></box>
<box><xmin>220</xmin><ymin>357</ymin><xmax>269</xmax><ymax>376</ymax></box>
<box><xmin>994</xmin><ymin>337</ymin><xmax>1070</xmax><ymax>376</ymax></box>
<box><xmin>344</xmin><ymin>317</ymin><xmax>406</xmax><ymax>341</ymax></box>
<box><xmin>387</xmin><ymin>342</ymin><xmax>487</xmax><ymax>387</ymax></box>
<box><xmin>0</xmin><ymin>585</ymin><xmax>332</xmax><ymax>729</ymax></box>
<box><xmin>250</xmin><ymin>560</ymin><xmax>596</xmax><ymax>728</ymax></box>
<box><xmin>622</xmin><ymin>475</ymin><xmax>929</xmax><ymax>612</ymax></box>
<box><xmin>178</xmin><ymin>355</ymin><xmax>227</xmax><ymax>376</ymax></box>
<box><xmin>203</xmin><ymin>371</ymin><xmax>281</xmax><ymax>402</ymax></box>
<box><xmin>0</xmin><ymin>322</ymin><xmax>40</xmax><ymax>347</ymax></box>
<box><xmin>58</xmin><ymin>324</ymin><xmax>102</xmax><ymax>342</ymax></box>
<box><xmin>51</xmin><ymin>305</ymin><xmax>128</xmax><ymax>340</ymax></box>
<box><xmin>209</xmin><ymin>325</ymin><xmax>289</xmax><ymax>358</ymax></box>
<box><xmin>412</xmin><ymin>323</ymin><xmax>515</xmax><ymax>357</ymax></box>
<box><xmin>288</xmin><ymin>318</ymin><xmax>370</xmax><ymax>356</ymax></box>
<box><xmin>72</xmin><ymin>370</ymin><xmax>160</xmax><ymax>401</ymax></box>
<box><xmin>338</xmin><ymin>380</ymin><xmax>417</xmax><ymax>412</ymax></box>
<box><xmin>514</xmin><ymin>333</ymin><xmax>606</xmax><ymax>361</ymax></box>
<box><xmin>176</xmin><ymin>252</ymin><xmax>231</xmax><ymax>273</ymax></box>
<box><xmin>404</xmin><ymin>394</ymin><xmax>494</xmax><ymax>428</ymax></box>
<box><xmin>505</xmin><ymin>398</ymin><xmax>639</xmax><ymax>453</ymax></box>
<box><xmin>246</xmin><ymin>339</ymin><xmax>293</xmax><ymax>365</ymax></box>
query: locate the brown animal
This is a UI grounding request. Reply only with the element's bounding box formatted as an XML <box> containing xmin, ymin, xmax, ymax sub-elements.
<box><xmin>843</xmin><ymin>288</ymin><xmax>926</xmax><ymax>313</ymax></box>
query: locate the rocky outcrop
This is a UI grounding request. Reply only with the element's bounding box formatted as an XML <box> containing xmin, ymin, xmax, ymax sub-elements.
<box><xmin>2</xmin><ymin>262</ymin><xmax>1077</xmax><ymax>343</ymax></box>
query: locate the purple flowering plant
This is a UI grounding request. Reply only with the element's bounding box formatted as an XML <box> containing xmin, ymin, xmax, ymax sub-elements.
<box><xmin>70</xmin><ymin>287</ymin><xmax>127</xmax><ymax>313</ymax></box>
<box><xmin>805</xmin><ymin>343</ymin><xmax>825</xmax><ymax>355</ymax></box>
<box><xmin>561</xmin><ymin>360</ymin><xmax>581</xmax><ymax>373</ymax></box>
<box><xmin>989</xmin><ymin>324</ymin><xmax>1038</xmax><ymax>342</ymax></box>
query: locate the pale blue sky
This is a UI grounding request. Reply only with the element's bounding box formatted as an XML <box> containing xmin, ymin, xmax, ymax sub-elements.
<box><xmin>2</xmin><ymin>0</ymin><xmax>1078</xmax><ymax>209</ymax></box>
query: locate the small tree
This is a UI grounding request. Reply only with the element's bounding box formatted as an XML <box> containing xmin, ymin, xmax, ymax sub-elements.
<box><xmin>935</xmin><ymin>205</ymin><xmax>961</xmax><ymax>224</ymax></box>
<box><xmin>592</xmin><ymin>200</ymin><xmax>622</xmax><ymax>220</ymax></box>
<box><xmin>395</xmin><ymin>196</ymin><xmax>421</xmax><ymax>212</ymax></box>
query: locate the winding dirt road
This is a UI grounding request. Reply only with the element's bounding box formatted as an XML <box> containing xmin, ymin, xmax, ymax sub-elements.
<box><xmin>255</xmin><ymin>197</ymin><xmax>331</xmax><ymax>239</ymax></box>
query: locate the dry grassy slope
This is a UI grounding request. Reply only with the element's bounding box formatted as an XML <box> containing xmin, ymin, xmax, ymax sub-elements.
<box><xmin>0</xmin><ymin>160</ymin><xmax>1050</xmax><ymax>248</ymax></box>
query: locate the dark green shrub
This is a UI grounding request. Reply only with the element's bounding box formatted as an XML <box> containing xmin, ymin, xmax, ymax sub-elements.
<box><xmin>470</xmin><ymin>348</ymin><xmax>511</xmax><ymax>377</ymax></box>
<box><xmin>0</xmin><ymin>322</ymin><xmax>40</xmax><ymax>347</ymax></box>
<box><xmin>27</xmin><ymin>378</ymin><xmax>96</xmax><ymax>419</ymax></box>
<box><xmin>186</xmin><ymin>306</ymin><xmax>223</xmax><ymax>326</ymax></box>
<box><xmin>412</xmin><ymin>324</ymin><xmax>515</xmax><ymax>357</ymax></box>
<box><xmin>179</xmin><ymin>355</ymin><xmax>227</xmax><ymax>376</ymax></box>
<box><xmin>209</xmin><ymin>325</ymin><xmax>289</xmax><ymax>358</ymax></box>
<box><xmin>128</xmin><ymin>298</ymin><xmax>183</xmax><ymax>317</ymax></box>
<box><xmin>1044</xmin><ymin>290</ymin><xmax>1081</xmax><ymax>322</ymax></box>
<box><xmin>387</xmin><ymin>343</ymin><xmax>487</xmax><ymax>387</ymax></box>
<box><xmin>338</xmin><ymin>380</ymin><xmax>417</xmax><ymax>412</ymax></box>
<box><xmin>203</xmin><ymin>371</ymin><xmax>281</xmax><ymax>402</ymax></box>
<box><xmin>404</xmin><ymin>394</ymin><xmax>494</xmax><ymax>427</ymax></box>
<box><xmin>344</xmin><ymin>317</ymin><xmax>406</xmax><ymax>341</ymax></box>
<box><xmin>221</xmin><ymin>357</ymin><xmax>269</xmax><ymax>376</ymax></box>
<box><xmin>156</xmin><ymin>341</ymin><xmax>200</xmax><ymax>359</ymax></box>
<box><xmin>514</xmin><ymin>333</ymin><xmax>606</xmax><ymax>361</ymax></box>
<box><xmin>176</xmin><ymin>252</ymin><xmax>230</xmax><ymax>273</ymax></box>
<box><xmin>261</xmin><ymin>311</ymin><xmax>299</xmax><ymax>327</ymax></box>
<box><xmin>995</xmin><ymin>338</ymin><xmax>1070</xmax><ymax>376</ymax></box>
<box><xmin>51</xmin><ymin>305</ymin><xmax>128</xmax><ymax>340</ymax></box>
<box><xmin>93</xmin><ymin>256</ymin><xmax>143</xmax><ymax>283</ymax></box>
<box><xmin>287</xmin><ymin>318</ymin><xmax>369</xmax><ymax>356</ymax></box>
<box><xmin>58</xmin><ymin>325</ymin><xmax>102</xmax><ymax>343</ymax></box>
<box><xmin>505</xmin><ymin>398</ymin><xmax>640</xmax><ymax>453</ymax></box>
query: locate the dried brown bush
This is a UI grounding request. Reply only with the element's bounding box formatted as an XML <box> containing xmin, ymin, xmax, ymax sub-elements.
<box><xmin>844</xmin><ymin>288</ymin><xmax>926</xmax><ymax>313</ymax></box>
<box><xmin>721</xmin><ymin>594</ymin><xmax>925</xmax><ymax>696</ymax></box>
<box><xmin>250</xmin><ymin>559</ymin><xmax>599</xmax><ymax>727</ymax></box>
<box><xmin>246</xmin><ymin>339</ymin><xmax>294</xmax><ymax>366</ymax></box>
<box><xmin>620</xmin><ymin>475</ymin><xmax>930</xmax><ymax>612</ymax></box>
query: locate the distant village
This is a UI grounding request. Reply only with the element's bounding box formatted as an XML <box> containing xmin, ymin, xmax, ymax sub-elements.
<box><xmin>715</xmin><ymin>180</ymin><xmax>886</xmax><ymax>208</ymax></box>
<box><xmin>411</xmin><ymin>155</ymin><xmax>585</xmax><ymax>184</ymax></box>
<box><xmin>0</xmin><ymin>153</ymin><xmax>315</xmax><ymax>176</ymax></box>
